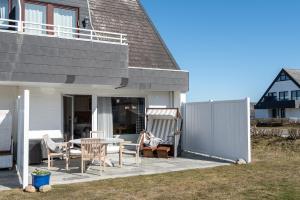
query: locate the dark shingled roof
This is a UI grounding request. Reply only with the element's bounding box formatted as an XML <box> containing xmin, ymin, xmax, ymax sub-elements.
<box><xmin>88</xmin><ymin>0</ymin><xmax>179</xmax><ymax>70</ymax></box>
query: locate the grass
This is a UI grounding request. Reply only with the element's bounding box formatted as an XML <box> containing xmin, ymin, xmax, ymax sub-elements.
<box><xmin>1</xmin><ymin>136</ymin><xmax>300</xmax><ymax>200</ymax></box>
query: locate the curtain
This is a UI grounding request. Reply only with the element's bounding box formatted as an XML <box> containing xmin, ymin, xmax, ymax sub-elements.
<box><xmin>24</xmin><ymin>3</ymin><xmax>46</xmax><ymax>35</ymax></box>
<box><xmin>0</xmin><ymin>0</ymin><xmax>8</xmax><ymax>27</ymax></box>
<box><xmin>97</xmin><ymin>97</ymin><xmax>113</xmax><ymax>138</ymax></box>
<box><xmin>53</xmin><ymin>8</ymin><xmax>76</xmax><ymax>38</ymax></box>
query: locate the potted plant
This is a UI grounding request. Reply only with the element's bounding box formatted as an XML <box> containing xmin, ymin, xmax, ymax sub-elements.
<box><xmin>31</xmin><ymin>169</ymin><xmax>51</xmax><ymax>189</ymax></box>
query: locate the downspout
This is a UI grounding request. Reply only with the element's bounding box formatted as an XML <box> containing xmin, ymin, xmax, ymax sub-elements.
<box><xmin>86</xmin><ymin>0</ymin><xmax>95</xmax><ymax>31</ymax></box>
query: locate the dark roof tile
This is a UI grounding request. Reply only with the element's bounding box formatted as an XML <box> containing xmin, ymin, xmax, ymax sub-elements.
<box><xmin>89</xmin><ymin>0</ymin><xmax>179</xmax><ymax>69</ymax></box>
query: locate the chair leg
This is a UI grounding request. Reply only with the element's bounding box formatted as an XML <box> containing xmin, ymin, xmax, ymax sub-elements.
<box><xmin>119</xmin><ymin>145</ymin><xmax>123</xmax><ymax>168</ymax></box>
<box><xmin>81</xmin><ymin>159</ymin><xmax>84</xmax><ymax>174</ymax></box>
<box><xmin>48</xmin><ymin>155</ymin><xmax>50</xmax><ymax>170</ymax></box>
<box><xmin>99</xmin><ymin>155</ymin><xmax>102</xmax><ymax>176</ymax></box>
<box><xmin>66</xmin><ymin>157</ymin><xmax>69</xmax><ymax>171</ymax></box>
<box><xmin>135</xmin><ymin>153</ymin><xmax>139</xmax><ymax>165</ymax></box>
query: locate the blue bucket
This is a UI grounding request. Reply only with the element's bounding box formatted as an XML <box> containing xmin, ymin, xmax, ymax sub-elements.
<box><xmin>32</xmin><ymin>173</ymin><xmax>51</xmax><ymax>189</ymax></box>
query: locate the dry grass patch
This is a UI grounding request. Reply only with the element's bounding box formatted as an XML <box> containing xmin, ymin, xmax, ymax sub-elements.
<box><xmin>1</xmin><ymin>136</ymin><xmax>300</xmax><ymax>200</ymax></box>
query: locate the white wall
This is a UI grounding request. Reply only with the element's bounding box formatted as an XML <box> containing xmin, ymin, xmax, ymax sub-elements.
<box><xmin>183</xmin><ymin>98</ymin><xmax>251</xmax><ymax>163</ymax></box>
<box><xmin>286</xmin><ymin>108</ymin><xmax>300</xmax><ymax>119</ymax></box>
<box><xmin>268</xmin><ymin>80</ymin><xmax>299</xmax><ymax>99</ymax></box>
<box><xmin>147</xmin><ymin>91</ymin><xmax>171</xmax><ymax>108</ymax></box>
<box><xmin>0</xmin><ymin>86</ymin><xmax>17</xmax><ymax>112</ymax></box>
<box><xmin>255</xmin><ymin>109</ymin><xmax>270</xmax><ymax>118</ymax></box>
<box><xmin>18</xmin><ymin>85</ymin><xmax>177</xmax><ymax>139</ymax></box>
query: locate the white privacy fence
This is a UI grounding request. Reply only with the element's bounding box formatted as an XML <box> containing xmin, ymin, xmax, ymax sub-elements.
<box><xmin>16</xmin><ymin>90</ymin><xmax>30</xmax><ymax>189</ymax></box>
<box><xmin>182</xmin><ymin>98</ymin><xmax>251</xmax><ymax>163</ymax></box>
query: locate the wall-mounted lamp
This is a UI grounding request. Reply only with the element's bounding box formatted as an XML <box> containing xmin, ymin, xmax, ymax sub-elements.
<box><xmin>82</xmin><ymin>16</ymin><xmax>90</xmax><ymax>29</ymax></box>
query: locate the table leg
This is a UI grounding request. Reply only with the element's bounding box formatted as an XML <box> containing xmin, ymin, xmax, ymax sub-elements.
<box><xmin>119</xmin><ymin>143</ymin><xmax>123</xmax><ymax>168</ymax></box>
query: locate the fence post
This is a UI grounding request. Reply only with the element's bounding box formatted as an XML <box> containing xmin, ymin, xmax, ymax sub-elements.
<box><xmin>246</xmin><ymin>97</ymin><xmax>251</xmax><ymax>163</ymax></box>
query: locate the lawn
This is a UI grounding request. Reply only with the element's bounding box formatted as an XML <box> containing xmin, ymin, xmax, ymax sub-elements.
<box><xmin>1</xmin><ymin>136</ymin><xmax>299</xmax><ymax>200</ymax></box>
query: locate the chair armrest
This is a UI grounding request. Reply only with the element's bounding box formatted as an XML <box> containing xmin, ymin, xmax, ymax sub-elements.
<box><xmin>123</xmin><ymin>143</ymin><xmax>139</xmax><ymax>147</ymax></box>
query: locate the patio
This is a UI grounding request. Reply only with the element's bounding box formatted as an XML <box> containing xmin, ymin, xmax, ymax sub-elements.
<box><xmin>0</xmin><ymin>152</ymin><xmax>230</xmax><ymax>191</ymax></box>
<box><xmin>28</xmin><ymin>152</ymin><xmax>229</xmax><ymax>186</ymax></box>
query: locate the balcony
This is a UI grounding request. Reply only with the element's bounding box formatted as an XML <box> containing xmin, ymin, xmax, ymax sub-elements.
<box><xmin>255</xmin><ymin>96</ymin><xmax>299</xmax><ymax>109</ymax></box>
<box><xmin>0</xmin><ymin>18</ymin><xmax>129</xmax><ymax>86</ymax></box>
<box><xmin>0</xmin><ymin>18</ymin><xmax>127</xmax><ymax>45</ymax></box>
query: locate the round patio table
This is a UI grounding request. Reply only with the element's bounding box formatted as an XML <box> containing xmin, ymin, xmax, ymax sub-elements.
<box><xmin>68</xmin><ymin>138</ymin><xmax>125</xmax><ymax>167</ymax></box>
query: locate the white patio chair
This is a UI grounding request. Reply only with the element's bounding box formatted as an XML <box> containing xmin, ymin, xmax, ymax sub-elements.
<box><xmin>120</xmin><ymin>132</ymin><xmax>145</xmax><ymax>165</ymax></box>
<box><xmin>42</xmin><ymin>135</ymin><xmax>69</xmax><ymax>170</ymax></box>
<box><xmin>0</xmin><ymin>110</ymin><xmax>13</xmax><ymax>169</ymax></box>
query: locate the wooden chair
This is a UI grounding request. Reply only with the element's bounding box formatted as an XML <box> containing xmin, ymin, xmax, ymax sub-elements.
<box><xmin>81</xmin><ymin>139</ymin><xmax>106</xmax><ymax>175</ymax></box>
<box><xmin>120</xmin><ymin>132</ymin><xmax>145</xmax><ymax>166</ymax></box>
<box><xmin>42</xmin><ymin>135</ymin><xmax>69</xmax><ymax>170</ymax></box>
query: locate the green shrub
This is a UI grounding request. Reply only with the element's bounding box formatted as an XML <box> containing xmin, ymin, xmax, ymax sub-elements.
<box><xmin>32</xmin><ymin>169</ymin><xmax>50</xmax><ymax>176</ymax></box>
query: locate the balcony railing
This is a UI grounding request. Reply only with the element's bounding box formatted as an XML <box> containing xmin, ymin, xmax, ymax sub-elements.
<box><xmin>0</xmin><ymin>18</ymin><xmax>127</xmax><ymax>45</ymax></box>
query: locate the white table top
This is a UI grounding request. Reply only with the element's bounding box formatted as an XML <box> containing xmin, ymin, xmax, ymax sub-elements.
<box><xmin>69</xmin><ymin>138</ymin><xmax>124</xmax><ymax>145</ymax></box>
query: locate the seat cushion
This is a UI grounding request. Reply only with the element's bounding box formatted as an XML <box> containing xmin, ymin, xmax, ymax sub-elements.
<box><xmin>70</xmin><ymin>149</ymin><xmax>82</xmax><ymax>155</ymax></box>
<box><xmin>107</xmin><ymin>145</ymin><xmax>120</xmax><ymax>154</ymax></box>
<box><xmin>123</xmin><ymin>149</ymin><xmax>136</xmax><ymax>155</ymax></box>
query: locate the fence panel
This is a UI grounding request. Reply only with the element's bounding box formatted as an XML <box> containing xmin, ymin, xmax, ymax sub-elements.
<box><xmin>183</xmin><ymin>98</ymin><xmax>251</xmax><ymax>163</ymax></box>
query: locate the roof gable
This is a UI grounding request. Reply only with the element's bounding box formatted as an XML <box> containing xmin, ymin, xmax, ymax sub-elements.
<box><xmin>88</xmin><ymin>0</ymin><xmax>179</xmax><ymax>70</ymax></box>
<box><xmin>257</xmin><ymin>68</ymin><xmax>300</xmax><ymax>104</ymax></box>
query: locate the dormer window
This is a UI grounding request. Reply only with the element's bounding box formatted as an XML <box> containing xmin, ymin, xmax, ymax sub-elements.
<box><xmin>277</xmin><ymin>72</ymin><xmax>290</xmax><ymax>81</ymax></box>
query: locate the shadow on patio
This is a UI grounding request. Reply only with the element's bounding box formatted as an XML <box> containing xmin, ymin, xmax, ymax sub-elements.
<box><xmin>0</xmin><ymin>169</ymin><xmax>21</xmax><ymax>190</ymax></box>
<box><xmin>29</xmin><ymin>153</ymin><xmax>230</xmax><ymax>186</ymax></box>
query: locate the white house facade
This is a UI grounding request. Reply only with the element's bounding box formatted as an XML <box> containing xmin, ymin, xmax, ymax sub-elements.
<box><xmin>0</xmin><ymin>0</ymin><xmax>188</xmax><ymax>167</ymax></box>
<box><xmin>255</xmin><ymin>68</ymin><xmax>300</xmax><ymax>119</ymax></box>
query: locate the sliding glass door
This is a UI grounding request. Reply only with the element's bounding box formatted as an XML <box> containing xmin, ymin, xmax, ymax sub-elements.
<box><xmin>24</xmin><ymin>3</ymin><xmax>46</xmax><ymax>34</ymax></box>
<box><xmin>97</xmin><ymin>97</ymin><xmax>145</xmax><ymax>136</ymax></box>
<box><xmin>63</xmin><ymin>95</ymin><xmax>74</xmax><ymax>142</ymax></box>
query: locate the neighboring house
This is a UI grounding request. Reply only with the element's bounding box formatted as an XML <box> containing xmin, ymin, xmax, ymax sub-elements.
<box><xmin>255</xmin><ymin>68</ymin><xmax>300</xmax><ymax>119</ymax></box>
<box><xmin>0</xmin><ymin>0</ymin><xmax>188</xmax><ymax>156</ymax></box>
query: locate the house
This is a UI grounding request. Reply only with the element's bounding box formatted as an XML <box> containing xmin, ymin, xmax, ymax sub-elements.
<box><xmin>0</xmin><ymin>0</ymin><xmax>188</xmax><ymax>163</ymax></box>
<box><xmin>255</xmin><ymin>68</ymin><xmax>300</xmax><ymax>119</ymax></box>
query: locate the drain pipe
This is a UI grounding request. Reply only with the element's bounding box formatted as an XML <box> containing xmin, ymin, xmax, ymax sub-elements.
<box><xmin>17</xmin><ymin>0</ymin><xmax>22</xmax><ymax>31</ymax></box>
<box><xmin>86</xmin><ymin>0</ymin><xmax>96</xmax><ymax>31</ymax></box>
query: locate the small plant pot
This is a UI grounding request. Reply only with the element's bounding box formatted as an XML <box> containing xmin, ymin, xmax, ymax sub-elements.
<box><xmin>31</xmin><ymin>172</ymin><xmax>51</xmax><ymax>189</ymax></box>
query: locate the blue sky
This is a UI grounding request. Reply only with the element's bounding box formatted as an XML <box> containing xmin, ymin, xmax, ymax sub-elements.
<box><xmin>141</xmin><ymin>0</ymin><xmax>300</xmax><ymax>102</ymax></box>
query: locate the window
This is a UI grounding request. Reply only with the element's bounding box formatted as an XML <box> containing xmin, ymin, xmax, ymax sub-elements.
<box><xmin>277</xmin><ymin>72</ymin><xmax>290</xmax><ymax>82</ymax></box>
<box><xmin>24</xmin><ymin>3</ymin><xmax>46</xmax><ymax>34</ymax></box>
<box><xmin>279</xmin><ymin>91</ymin><xmax>288</xmax><ymax>101</ymax></box>
<box><xmin>0</xmin><ymin>0</ymin><xmax>9</xmax><ymax>28</ymax></box>
<box><xmin>111</xmin><ymin>97</ymin><xmax>145</xmax><ymax>135</ymax></box>
<box><xmin>23</xmin><ymin>1</ymin><xmax>78</xmax><ymax>36</ymax></box>
<box><xmin>291</xmin><ymin>90</ymin><xmax>300</xmax><ymax>100</ymax></box>
<box><xmin>53</xmin><ymin>8</ymin><xmax>76</xmax><ymax>38</ymax></box>
<box><xmin>268</xmin><ymin>92</ymin><xmax>277</xmax><ymax>99</ymax></box>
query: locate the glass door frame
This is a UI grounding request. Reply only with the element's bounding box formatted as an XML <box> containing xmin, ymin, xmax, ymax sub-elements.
<box><xmin>63</xmin><ymin>94</ymin><xmax>74</xmax><ymax>142</ymax></box>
